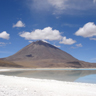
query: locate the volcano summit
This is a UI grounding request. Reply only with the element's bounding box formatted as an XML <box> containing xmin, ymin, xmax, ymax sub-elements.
<box><xmin>2</xmin><ymin>40</ymin><xmax>96</xmax><ymax>68</ymax></box>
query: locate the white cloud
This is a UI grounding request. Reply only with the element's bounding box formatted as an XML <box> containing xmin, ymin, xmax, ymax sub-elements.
<box><xmin>27</xmin><ymin>0</ymin><xmax>67</xmax><ymax>14</ymax></box>
<box><xmin>29</xmin><ymin>40</ymin><xmax>49</xmax><ymax>43</ymax></box>
<box><xmin>27</xmin><ymin>0</ymin><xmax>96</xmax><ymax>15</ymax></box>
<box><xmin>54</xmin><ymin>44</ymin><xmax>61</xmax><ymax>48</ymax></box>
<box><xmin>90</xmin><ymin>38</ymin><xmax>96</xmax><ymax>40</ymax></box>
<box><xmin>13</xmin><ymin>20</ymin><xmax>25</xmax><ymax>28</ymax></box>
<box><xmin>29</xmin><ymin>41</ymin><xmax>33</xmax><ymax>43</ymax></box>
<box><xmin>42</xmin><ymin>40</ymin><xmax>49</xmax><ymax>43</ymax></box>
<box><xmin>19</xmin><ymin>27</ymin><xmax>62</xmax><ymax>40</ymax></box>
<box><xmin>20</xmin><ymin>26</ymin><xmax>76</xmax><ymax>45</ymax></box>
<box><xmin>48</xmin><ymin>0</ymin><xmax>67</xmax><ymax>10</ymax></box>
<box><xmin>0</xmin><ymin>31</ymin><xmax>10</xmax><ymax>40</ymax></box>
<box><xmin>75</xmin><ymin>22</ymin><xmax>96</xmax><ymax>37</ymax></box>
<box><xmin>59</xmin><ymin>36</ymin><xmax>76</xmax><ymax>45</ymax></box>
<box><xmin>76</xmin><ymin>43</ymin><xmax>82</xmax><ymax>47</ymax></box>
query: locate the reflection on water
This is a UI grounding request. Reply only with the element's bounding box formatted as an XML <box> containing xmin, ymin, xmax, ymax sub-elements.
<box><xmin>0</xmin><ymin>69</ymin><xmax>96</xmax><ymax>84</ymax></box>
<box><xmin>75</xmin><ymin>74</ymin><xmax>96</xmax><ymax>84</ymax></box>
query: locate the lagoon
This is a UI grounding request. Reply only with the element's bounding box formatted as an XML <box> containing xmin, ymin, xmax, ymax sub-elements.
<box><xmin>0</xmin><ymin>68</ymin><xmax>96</xmax><ymax>84</ymax></box>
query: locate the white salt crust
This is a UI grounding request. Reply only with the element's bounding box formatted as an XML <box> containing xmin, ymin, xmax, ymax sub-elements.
<box><xmin>0</xmin><ymin>75</ymin><xmax>96</xmax><ymax>96</ymax></box>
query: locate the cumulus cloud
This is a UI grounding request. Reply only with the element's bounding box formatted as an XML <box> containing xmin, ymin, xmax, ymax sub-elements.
<box><xmin>42</xmin><ymin>40</ymin><xmax>49</xmax><ymax>43</ymax></box>
<box><xmin>19</xmin><ymin>27</ymin><xmax>62</xmax><ymax>40</ymax></box>
<box><xmin>0</xmin><ymin>31</ymin><xmax>10</xmax><ymax>40</ymax></box>
<box><xmin>20</xmin><ymin>27</ymin><xmax>76</xmax><ymax>45</ymax></box>
<box><xmin>13</xmin><ymin>20</ymin><xmax>25</xmax><ymax>28</ymax></box>
<box><xmin>54</xmin><ymin>44</ymin><xmax>61</xmax><ymax>48</ymax></box>
<box><xmin>59</xmin><ymin>36</ymin><xmax>76</xmax><ymax>45</ymax></box>
<box><xmin>76</xmin><ymin>43</ymin><xmax>82</xmax><ymax>47</ymax></box>
<box><xmin>27</xmin><ymin>0</ymin><xmax>96</xmax><ymax>14</ymax></box>
<box><xmin>29</xmin><ymin>41</ymin><xmax>33</xmax><ymax>43</ymax></box>
<box><xmin>75</xmin><ymin>22</ymin><xmax>96</xmax><ymax>37</ymax></box>
<box><xmin>29</xmin><ymin>40</ymin><xmax>49</xmax><ymax>44</ymax></box>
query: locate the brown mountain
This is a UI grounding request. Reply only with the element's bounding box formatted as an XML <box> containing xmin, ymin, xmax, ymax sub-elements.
<box><xmin>0</xmin><ymin>60</ymin><xmax>22</xmax><ymax>68</ymax></box>
<box><xmin>2</xmin><ymin>40</ymin><xmax>96</xmax><ymax>68</ymax></box>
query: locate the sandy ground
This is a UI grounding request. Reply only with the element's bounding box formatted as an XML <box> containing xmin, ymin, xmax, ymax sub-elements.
<box><xmin>0</xmin><ymin>75</ymin><xmax>96</xmax><ymax>96</ymax></box>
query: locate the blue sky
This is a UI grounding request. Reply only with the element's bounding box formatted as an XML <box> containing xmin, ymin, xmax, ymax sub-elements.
<box><xmin>0</xmin><ymin>0</ymin><xmax>96</xmax><ymax>63</ymax></box>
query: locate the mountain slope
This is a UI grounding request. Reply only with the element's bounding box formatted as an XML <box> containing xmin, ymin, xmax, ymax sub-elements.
<box><xmin>5</xmin><ymin>40</ymin><xmax>77</xmax><ymax>61</ymax></box>
<box><xmin>3</xmin><ymin>40</ymin><xmax>96</xmax><ymax>68</ymax></box>
<box><xmin>0</xmin><ymin>60</ymin><xmax>22</xmax><ymax>67</ymax></box>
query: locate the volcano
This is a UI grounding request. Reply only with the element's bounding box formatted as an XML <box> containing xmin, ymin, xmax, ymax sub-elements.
<box><xmin>2</xmin><ymin>40</ymin><xmax>96</xmax><ymax>68</ymax></box>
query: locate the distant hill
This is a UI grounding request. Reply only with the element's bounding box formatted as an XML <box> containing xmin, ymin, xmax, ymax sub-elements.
<box><xmin>2</xmin><ymin>40</ymin><xmax>96</xmax><ymax>68</ymax></box>
<box><xmin>0</xmin><ymin>60</ymin><xmax>22</xmax><ymax>67</ymax></box>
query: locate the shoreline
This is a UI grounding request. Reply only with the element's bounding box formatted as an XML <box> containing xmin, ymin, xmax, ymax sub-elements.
<box><xmin>0</xmin><ymin>67</ymin><xmax>96</xmax><ymax>72</ymax></box>
<box><xmin>1</xmin><ymin>67</ymin><xmax>96</xmax><ymax>69</ymax></box>
<box><xmin>0</xmin><ymin>68</ymin><xmax>96</xmax><ymax>96</ymax></box>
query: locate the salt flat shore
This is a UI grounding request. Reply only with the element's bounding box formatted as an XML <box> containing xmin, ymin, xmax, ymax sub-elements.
<box><xmin>0</xmin><ymin>68</ymin><xmax>96</xmax><ymax>96</ymax></box>
<box><xmin>0</xmin><ymin>67</ymin><xmax>96</xmax><ymax>71</ymax></box>
<box><xmin>0</xmin><ymin>74</ymin><xmax>96</xmax><ymax>96</ymax></box>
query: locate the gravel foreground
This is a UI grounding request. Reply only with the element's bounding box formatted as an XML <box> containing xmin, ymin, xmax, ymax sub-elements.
<box><xmin>0</xmin><ymin>75</ymin><xmax>96</xmax><ymax>96</ymax></box>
